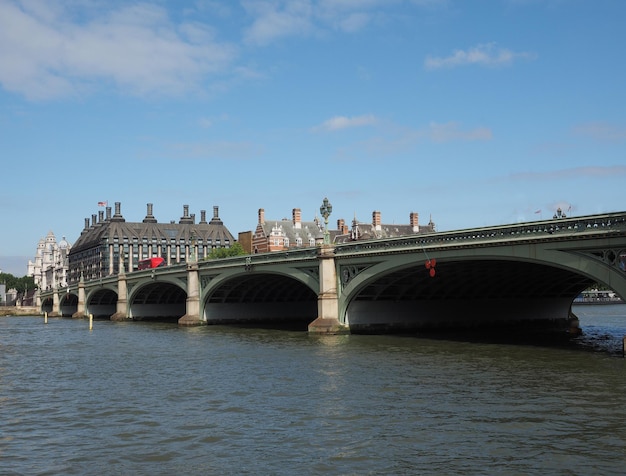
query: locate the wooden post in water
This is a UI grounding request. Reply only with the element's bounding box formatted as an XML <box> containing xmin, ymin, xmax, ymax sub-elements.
<box><xmin>44</xmin><ymin>312</ymin><xmax>48</xmax><ymax>324</ymax></box>
<box><xmin>89</xmin><ymin>314</ymin><xmax>93</xmax><ymax>331</ymax></box>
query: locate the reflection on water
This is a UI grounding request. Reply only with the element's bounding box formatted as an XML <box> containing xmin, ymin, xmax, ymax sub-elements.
<box><xmin>574</xmin><ymin>303</ymin><xmax>626</xmax><ymax>354</ymax></box>
<box><xmin>1</xmin><ymin>306</ymin><xmax>626</xmax><ymax>475</ymax></box>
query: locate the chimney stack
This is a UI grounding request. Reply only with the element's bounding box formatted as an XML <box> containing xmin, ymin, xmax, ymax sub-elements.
<box><xmin>209</xmin><ymin>205</ymin><xmax>223</xmax><ymax>224</ymax></box>
<box><xmin>143</xmin><ymin>203</ymin><xmax>157</xmax><ymax>223</ymax></box>
<box><xmin>372</xmin><ymin>211</ymin><xmax>382</xmax><ymax>231</ymax></box>
<box><xmin>259</xmin><ymin>208</ymin><xmax>265</xmax><ymax>224</ymax></box>
<box><xmin>111</xmin><ymin>202</ymin><xmax>125</xmax><ymax>222</ymax></box>
<box><xmin>292</xmin><ymin>208</ymin><xmax>301</xmax><ymax>229</ymax></box>
<box><xmin>179</xmin><ymin>204</ymin><xmax>193</xmax><ymax>224</ymax></box>
<box><xmin>200</xmin><ymin>210</ymin><xmax>207</xmax><ymax>224</ymax></box>
<box><xmin>410</xmin><ymin>212</ymin><xmax>419</xmax><ymax>233</ymax></box>
<box><xmin>337</xmin><ymin>218</ymin><xmax>348</xmax><ymax>234</ymax></box>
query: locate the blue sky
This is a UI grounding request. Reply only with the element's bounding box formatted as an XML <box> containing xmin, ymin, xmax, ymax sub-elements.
<box><xmin>1</xmin><ymin>0</ymin><xmax>625</xmax><ymax>276</ymax></box>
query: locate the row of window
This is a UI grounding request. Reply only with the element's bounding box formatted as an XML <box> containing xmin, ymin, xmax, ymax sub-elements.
<box><xmin>272</xmin><ymin>237</ymin><xmax>316</xmax><ymax>247</ymax></box>
<box><xmin>111</xmin><ymin>236</ymin><xmax>227</xmax><ymax>246</ymax></box>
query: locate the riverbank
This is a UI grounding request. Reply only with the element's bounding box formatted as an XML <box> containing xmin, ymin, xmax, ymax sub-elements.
<box><xmin>0</xmin><ymin>307</ymin><xmax>40</xmax><ymax>316</ymax></box>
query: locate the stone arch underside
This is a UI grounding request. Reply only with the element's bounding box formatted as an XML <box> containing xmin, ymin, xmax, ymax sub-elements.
<box><xmin>86</xmin><ymin>288</ymin><xmax>118</xmax><ymax>319</ymax></box>
<box><xmin>128</xmin><ymin>282</ymin><xmax>187</xmax><ymax>322</ymax></box>
<box><xmin>41</xmin><ymin>296</ymin><xmax>54</xmax><ymax>315</ymax></box>
<box><xmin>343</xmin><ymin>258</ymin><xmax>598</xmax><ymax>334</ymax></box>
<box><xmin>204</xmin><ymin>273</ymin><xmax>318</xmax><ymax>329</ymax></box>
<box><xmin>59</xmin><ymin>293</ymin><xmax>78</xmax><ymax>317</ymax></box>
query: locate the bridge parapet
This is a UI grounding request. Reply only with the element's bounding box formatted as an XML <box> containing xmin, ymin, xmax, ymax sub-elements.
<box><xmin>200</xmin><ymin>247</ymin><xmax>318</xmax><ymax>268</ymax></box>
<box><xmin>334</xmin><ymin>211</ymin><xmax>626</xmax><ymax>256</ymax></box>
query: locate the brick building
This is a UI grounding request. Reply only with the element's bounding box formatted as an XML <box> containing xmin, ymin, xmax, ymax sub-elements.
<box><xmin>334</xmin><ymin>211</ymin><xmax>436</xmax><ymax>243</ymax></box>
<box><xmin>248</xmin><ymin>207</ymin><xmax>435</xmax><ymax>253</ymax></box>
<box><xmin>251</xmin><ymin>208</ymin><xmax>324</xmax><ymax>254</ymax></box>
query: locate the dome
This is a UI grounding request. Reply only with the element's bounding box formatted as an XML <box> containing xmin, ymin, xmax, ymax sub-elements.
<box><xmin>59</xmin><ymin>236</ymin><xmax>70</xmax><ymax>249</ymax></box>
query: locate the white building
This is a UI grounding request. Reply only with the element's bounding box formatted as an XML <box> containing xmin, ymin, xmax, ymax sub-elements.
<box><xmin>27</xmin><ymin>231</ymin><xmax>71</xmax><ymax>291</ymax></box>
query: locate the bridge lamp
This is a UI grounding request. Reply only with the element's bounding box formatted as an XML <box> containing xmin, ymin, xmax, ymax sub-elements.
<box><xmin>320</xmin><ymin>197</ymin><xmax>333</xmax><ymax>245</ymax></box>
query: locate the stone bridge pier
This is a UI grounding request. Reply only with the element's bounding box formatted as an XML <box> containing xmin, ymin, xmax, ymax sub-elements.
<box><xmin>307</xmin><ymin>245</ymin><xmax>348</xmax><ymax>334</ymax></box>
<box><xmin>179</xmin><ymin>261</ymin><xmax>202</xmax><ymax>326</ymax></box>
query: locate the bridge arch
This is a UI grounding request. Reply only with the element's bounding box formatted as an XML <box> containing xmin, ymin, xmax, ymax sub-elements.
<box><xmin>41</xmin><ymin>296</ymin><xmax>54</xmax><ymax>315</ymax></box>
<box><xmin>338</xmin><ymin>242</ymin><xmax>618</xmax><ymax>334</ymax></box>
<box><xmin>85</xmin><ymin>286</ymin><xmax>118</xmax><ymax>319</ymax></box>
<box><xmin>200</xmin><ymin>268</ymin><xmax>318</xmax><ymax>328</ymax></box>
<box><xmin>39</xmin><ymin>291</ymin><xmax>79</xmax><ymax>317</ymax></box>
<box><xmin>127</xmin><ymin>278</ymin><xmax>187</xmax><ymax>322</ymax></box>
<box><xmin>59</xmin><ymin>292</ymin><xmax>78</xmax><ymax>317</ymax></box>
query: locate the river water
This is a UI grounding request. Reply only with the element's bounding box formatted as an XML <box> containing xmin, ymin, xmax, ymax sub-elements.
<box><xmin>2</xmin><ymin>305</ymin><xmax>626</xmax><ymax>475</ymax></box>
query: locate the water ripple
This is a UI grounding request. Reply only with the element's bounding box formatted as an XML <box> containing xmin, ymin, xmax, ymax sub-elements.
<box><xmin>2</xmin><ymin>313</ymin><xmax>626</xmax><ymax>475</ymax></box>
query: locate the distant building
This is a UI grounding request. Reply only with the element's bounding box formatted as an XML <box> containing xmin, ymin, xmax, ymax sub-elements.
<box><xmin>250</xmin><ymin>207</ymin><xmax>436</xmax><ymax>253</ymax></box>
<box><xmin>67</xmin><ymin>202</ymin><xmax>235</xmax><ymax>283</ymax></box>
<box><xmin>334</xmin><ymin>211</ymin><xmax>436</xmax><ymax>243</ymax></box>
<box><xmin>237</xmin><ymin>231</ymin><xmax>254</xmax><ymax>255</ymax></box>
<box><xmin>252</xmin><ymin>208</ymin><xmax>323</xmax><ymax>254</ymax></box>
<box><xmin>27</xmin><ymin>231</ymin><xmax>71</xmax><ymax>291</ymax></box>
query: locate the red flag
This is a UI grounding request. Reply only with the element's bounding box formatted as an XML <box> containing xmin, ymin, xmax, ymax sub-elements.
<box><xmin>98</xmin><ymin>201</ymin><xmax>108</xmax><ymax>207</ymax></box>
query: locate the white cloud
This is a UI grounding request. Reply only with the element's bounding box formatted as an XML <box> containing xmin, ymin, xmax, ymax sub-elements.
<box><xmin>337</xmin><ymin>12</ymin><xmax>371</xmax><ymax>32</ymax></box>
<box><xmin>0</xmin><ymin>1</ymin><xmax>238</xmax><ymax>100</ymax></box>
<box><xmin>572</xmin><ymin>122</ymin><xmax>626</xmax><ymax>142</ymax></box>
<box><xmin>425</xmin><ymin>43</ymin><xmax>536</xmax><ymax>70</ymax></box>
<box><xmin>242</xmin><ymin>0</ymin><xmax>315</xmax><ymax>45</ymax></box>
<box><xmin>329</xmin><ymin>120</ymin><xmax>492</xmax><ymax>160</ymax></box>
<box><xmin>428</xmin><ymin>122</ymin><xmax>492</xmax><ymax>142</ymax></box>
<box><xmin>242</xmin><ymin>0</ymin><xmax>445</xmax><ymax>44</ymax></box>
<box><xmin>312</xmin><ymin>114</ymin><xmax>378</xmax><ymax>132</ymax></box>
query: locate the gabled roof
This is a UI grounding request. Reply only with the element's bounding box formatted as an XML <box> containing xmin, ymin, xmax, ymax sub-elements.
<box><xmin>257</xmin><ymin>218</ymin><xmax>324</xmax><ymax>243</ymax></box>
<box><xmin>333</xmin><ymin>216</ymin><xmax>436</xmax><ymax>244</ymax></box>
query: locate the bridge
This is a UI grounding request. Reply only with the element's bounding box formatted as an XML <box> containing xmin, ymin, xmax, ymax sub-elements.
<box><xmin>39</xmin><ymin>211</ymin><xmax>626</xmax><ymax>335</ymax></box>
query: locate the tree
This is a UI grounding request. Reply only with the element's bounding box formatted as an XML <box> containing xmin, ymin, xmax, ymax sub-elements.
<box><xmin>0</xmin><ymin>273</ymin><xmax>36</xmax><ymax>293</ymax></box>
<box><xmin>205</xmin><ymin>242</ymin><xmax>247</xmax><ymax>259</ymax></box>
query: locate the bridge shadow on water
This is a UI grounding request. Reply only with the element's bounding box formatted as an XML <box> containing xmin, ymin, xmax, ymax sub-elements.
<box><xmin>204</xmin><ymin>318</ymin><xmax>312</xmax><ymax>332</ymax></box>
<box><xmin>385</xmin><ymin>327</ymin><xmax>625</xmax><ymax>356</ymax></box>
<box><xmin>88</xmin><ymin>317</ymin><xmax>623</xmax><ymax>355</ymax></box>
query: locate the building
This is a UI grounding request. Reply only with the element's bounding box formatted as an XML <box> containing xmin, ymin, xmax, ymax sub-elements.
<box><xmin>67</xmin><ymin>202</ymin><xmax>235</xmax><ymax>283</ymax></box>
<box><xmin>251</xmin><ymin>208</ymin><xmax>323</xmax><ymax>253</ymax></box>
<box><xmin>27</xmin><ymin>231</ymin><xmax>71</xmax><ymax>291</ymax></box>
<box><xmin>250</xmin><ymin>207</ymin><xmax>436</xmax><ymax>253</ymax></box>
<box><xmin>334</xmin><ymin>211</ymin><xmax>436</xmax><ymax>243</ymax></box>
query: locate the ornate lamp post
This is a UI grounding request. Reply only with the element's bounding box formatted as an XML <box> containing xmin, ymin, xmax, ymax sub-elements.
<box><xmin>320</xmin><ymin>197</ymin><xmax>333</xmax><ymax>245</ymax></box>
<box><xmin>189</xmin><ymin>234</ymin><xmax>197</xmax><ymax>262</ymax></box>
